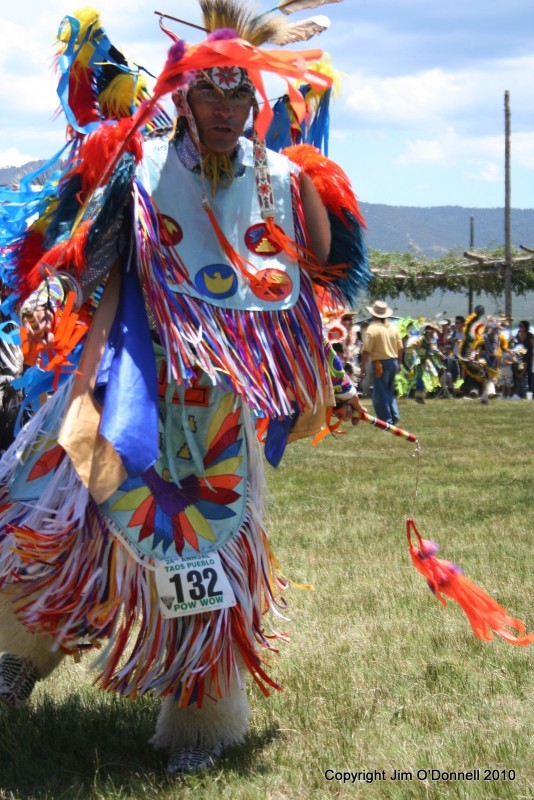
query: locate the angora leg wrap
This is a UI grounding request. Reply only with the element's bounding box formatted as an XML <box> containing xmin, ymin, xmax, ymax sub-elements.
<box><xmin>150</xmin><ymin>669</ymin><xmax>250</xmax><ymax>751</ymax></box>
<box><xmin>0</xmin><ymin>591</ymin><xmax>64</xmax><ymax>679</ymax></box>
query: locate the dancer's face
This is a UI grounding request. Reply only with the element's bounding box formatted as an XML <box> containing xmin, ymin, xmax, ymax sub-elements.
<box><xmin>187</xmin><ymin>83</ymin><xmax>253</xmax><ymax>156</ymax></box>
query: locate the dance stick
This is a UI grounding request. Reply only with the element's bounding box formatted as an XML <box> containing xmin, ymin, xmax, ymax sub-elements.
<box><xmin>353</xmin><ymin>410</ymin><xmax>418</xmax><ymax>444</ymax></box>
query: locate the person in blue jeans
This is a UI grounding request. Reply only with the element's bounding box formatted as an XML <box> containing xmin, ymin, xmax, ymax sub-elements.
<box><xmin>359</xmin><ymin>301</ymin><xmax>403</xmax><ymax>423</ymax></box>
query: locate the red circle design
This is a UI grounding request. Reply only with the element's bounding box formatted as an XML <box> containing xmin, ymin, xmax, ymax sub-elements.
<box><xmin>250</xmin><ymin>269</ymin><xmax>293</xmax><ymax>302</ymax></box>
<box><xmin>244</xmin><ymin>223</ymin><xmax>283</xmax><ymax>257</ymax></box>
<box><xmin>158</xmin><ymin>214</ymin><xmax>183</xmax><ymax>247</ymax></box>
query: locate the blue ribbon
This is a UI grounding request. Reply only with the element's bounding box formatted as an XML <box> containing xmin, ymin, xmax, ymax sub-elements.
<box><xmin>94</xmin><ymin>261</ymin><xmax>159</xmax><ymax>476</ymax></box>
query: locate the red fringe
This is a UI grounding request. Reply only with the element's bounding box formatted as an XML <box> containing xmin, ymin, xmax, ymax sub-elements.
<box><xmin>3</xmin><ymin>499</ymin><xmax>286</xmax><ymax>704</ymax></box>
<box><xmin>68</xmin><ymin>63</ymin><xmax>100</xmax><ymax>129</ymax></box>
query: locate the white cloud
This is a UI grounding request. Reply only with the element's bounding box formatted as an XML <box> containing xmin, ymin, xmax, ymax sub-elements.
<box><xmin>344</xmin><ymin>68</ymin><xmax>464</xmax><ymax>126</ymax></box>
<box><xmin>513</xmin><ymin>132</ymin><xmax>534</xmax><ymax>170</ymax></box>
<box><xmin>341</xmin><ymin>54</ymin><xmax>534</xmax><ymax>137</ymax></box>
<box><xmin>397</xmin><ymin>139</ymin><xmax>446</xmax><ymax>164</ymax></box>
<box><xmin>397</xmin><ymin>128</ymin><xmax>534</xmax><ymax>172</ymax></box>
<box><xmin>473</xmin><ymin>163</ymin><xmax>502</xmax><ymax>184</ymax></box>
<box><xmin>0</xmin><ymin>17</ymin><xmax>60</xmax><ymax>114</ymax></box>
<box><xmin>0</xmin><ymin>147</ymin><xmax>38</xmax><ymax>168</ymax></box>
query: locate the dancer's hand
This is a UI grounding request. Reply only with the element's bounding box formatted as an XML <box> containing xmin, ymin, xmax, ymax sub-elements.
<box><xmin>22</xmin><ymin>305</ymin><xmax>55</xmax><ymax>347</ymax></box>
<box><xmin>334</xmin><ymin>394</ymin><xmax>365</xmax><ymax>426</ymax></box>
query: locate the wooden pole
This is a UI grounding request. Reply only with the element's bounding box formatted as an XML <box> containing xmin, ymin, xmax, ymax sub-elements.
<box><xmin>504</xmin><ymin>90</ymin><xmax>512</xmax><ymax>318</ymax></box>
<box><xmin>468</xmin><ymin>215</ymin><xmax>474</xmax><ymax>313</ymax></box>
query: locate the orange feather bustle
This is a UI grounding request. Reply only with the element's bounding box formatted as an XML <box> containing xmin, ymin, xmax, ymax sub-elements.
<box><xmin>407</xmin><ymin>518</ymin><xmax>533</xmax><ymax>646</ymax></box>
<box><xmin>282</xmin><ymin>143</ymin><xmax>366</xmax><ymax>229</ymax></box>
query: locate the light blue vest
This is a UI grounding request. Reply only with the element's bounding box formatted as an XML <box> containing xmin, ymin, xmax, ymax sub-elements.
<box><xmin>138</xmin><ymin>138</ymin><xmax>301</xmax><ymax>311</ymax></box>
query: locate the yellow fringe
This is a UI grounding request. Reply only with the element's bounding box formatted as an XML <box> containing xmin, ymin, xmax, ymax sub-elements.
<box><xmin>203</xmin><ymin>151</ymin><xmax>235</xmax><ymax>195</ymax></box>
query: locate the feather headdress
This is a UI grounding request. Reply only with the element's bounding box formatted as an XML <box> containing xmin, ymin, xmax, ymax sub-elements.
<box><xmin>199</xmin><ymin>0</ymin><xmax>286</xmax><ymax>43</ymax></box>
<box><xmin>190</xmin><ymin>0</ymin><xmax>340</xmax><ymax>44</ymax></box>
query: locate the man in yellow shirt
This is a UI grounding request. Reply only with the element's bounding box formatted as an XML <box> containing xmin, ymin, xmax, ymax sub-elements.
<box><xmin>359</xmin><ymin>300</ymin><xmax>403</xmax><ymax>424</ymax></box>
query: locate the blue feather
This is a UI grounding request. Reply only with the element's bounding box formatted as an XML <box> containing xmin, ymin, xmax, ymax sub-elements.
<box><xmin>327</xmin><ymin>210</ymin><xmax>371</xmax><ymax>306</ymax></box>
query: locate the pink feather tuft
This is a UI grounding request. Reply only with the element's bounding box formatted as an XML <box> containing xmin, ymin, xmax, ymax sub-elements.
<box><xmin>418</xmin><ymin>539</ymin><xmax>440</xmax><ymax>559</ymax></box>
<box><xmin>208</xmin><ymin>28</ymin><xmax>240</xmax><ymax>41</ymax></box>
<box><xmin>164</xmin><ymin>40</ymin><xmax>187</xmax><ymax>70</ymax></box>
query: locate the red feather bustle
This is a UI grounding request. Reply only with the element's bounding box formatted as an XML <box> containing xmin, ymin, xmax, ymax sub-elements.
<box><xmin>32</xmin><ymin>220</ymin><xmax>91</xmax><ymax>278</ymax></box>
<box><xmin>14</xmin><ymin>221</ymin><xmax>92</xmax><ymax>309</ymax></box>
<box><xmin>13</xmin><ymin>230</ymin><xmax>46</xmax><ymax>300</ymax></box>
<box><xmin>66</xmin><ymin>117</ymin><xmax>144</xmax><ymax>197</ymax></box>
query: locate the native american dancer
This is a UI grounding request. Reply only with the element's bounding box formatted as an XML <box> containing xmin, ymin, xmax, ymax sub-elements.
<box><xmin>458</xmin><ymin>306</ymin><xmax>504</xmax><ymax>400</ymax></box>
<box><xmin>0</xmin><ymin>0</ymin><xmax>369</xmax><ymax>774</ymax></box>
<box><xmin>395</xmin><ymin>319</ymin><xmax>445</xmax><ymax>402</ymax></box>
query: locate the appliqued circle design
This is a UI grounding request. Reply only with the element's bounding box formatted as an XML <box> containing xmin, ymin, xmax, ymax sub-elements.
<box><xmin>244</xmin><ymin>223</ymin><xmax>284</xmax><ymax>257</ymax></box>
<box><xmin>250</xmin><ymin>269</ymin><xmax>293</xmax><ymax>302</ymax></box>
<box><xmin>195</xmin><ymin>264</ymin><xmax>238</xmax><ymax>299</ymax></box>
<box><xmin>158</xmin><ymin>213</ymin><xmax>183</xmax><ymax>247</ymax></box>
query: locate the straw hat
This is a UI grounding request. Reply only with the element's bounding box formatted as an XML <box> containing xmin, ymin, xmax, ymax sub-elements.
<box><xmin>366</xmin><ymin>300</ymin><xmax>393</xmax><ymax>319</ymax></box>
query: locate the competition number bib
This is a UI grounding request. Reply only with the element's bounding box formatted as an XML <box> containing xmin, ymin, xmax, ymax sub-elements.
<box><xmin>155</xmin><ymin>552</ymin><xmax>236</xmax><ymax>619</ymax></box>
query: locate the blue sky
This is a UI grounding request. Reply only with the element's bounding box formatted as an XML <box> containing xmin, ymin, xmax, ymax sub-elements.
<box><xmin>1</xmin><ymin>0</ymin><xmax>533</xmax><ymax>209</ymax></box>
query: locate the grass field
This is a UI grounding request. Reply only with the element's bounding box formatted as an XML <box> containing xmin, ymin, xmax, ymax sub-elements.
<box><xmin>0</xmin><ymin>398</ymin><xmax>532</xmax><ymax>800</ymax></box>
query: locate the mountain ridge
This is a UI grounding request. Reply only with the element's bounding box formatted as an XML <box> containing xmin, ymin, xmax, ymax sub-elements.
<box><xmin>1</xmin><ymin>163</ymin><xmax>533</xmax><ymax>259</ymax></box>
<box><xmin>359</xmin><ymin>202</ymin><xmax>534</xmax><ymax>258</ymax></box>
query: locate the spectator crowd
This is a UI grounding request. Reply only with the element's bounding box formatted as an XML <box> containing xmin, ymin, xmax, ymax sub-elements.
<box><xmin>327</xmin><ymin>307</ymin><xmax>534</xmax><ymax>405</ymax></box>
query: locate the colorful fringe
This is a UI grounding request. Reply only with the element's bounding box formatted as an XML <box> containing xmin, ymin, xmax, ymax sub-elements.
<box><xmin>0</xmin><ymin>400</ymin><xmax>288</xmax><ymax>704</ymax></box>
<box><xmin>135</xmin><ymin>180</ymin><xmax>327</xmax><ymax>419</ymax></box>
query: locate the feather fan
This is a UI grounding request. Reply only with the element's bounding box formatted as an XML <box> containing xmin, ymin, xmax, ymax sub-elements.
<box><xmin>271</xmin><ymin>14</ymin><xmax>330</xmax><ymax>44</ymax></box>
<box><xmin>276</xmin><ymin>0</ymin><xmax>343</xmax><ymax>15</ymax></box>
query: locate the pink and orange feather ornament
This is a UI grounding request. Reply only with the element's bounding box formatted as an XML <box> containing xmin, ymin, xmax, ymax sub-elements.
<box><xmin>407</xmin><ymin>518</ymin><xmax>533</xmax><ymax>646</ymax></box>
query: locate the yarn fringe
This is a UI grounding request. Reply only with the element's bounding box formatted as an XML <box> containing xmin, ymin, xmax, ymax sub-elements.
<box><xmin>0</xmin><ymin>405</ymin><xmax>289</xmax><ymax>705</ymax></box>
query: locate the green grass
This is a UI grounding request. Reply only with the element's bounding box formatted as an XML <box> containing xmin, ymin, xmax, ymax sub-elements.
<box><xmin>1</xmin><ymin>398</ymin><xmax>532</xmax><ymax>799</ymax></box>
